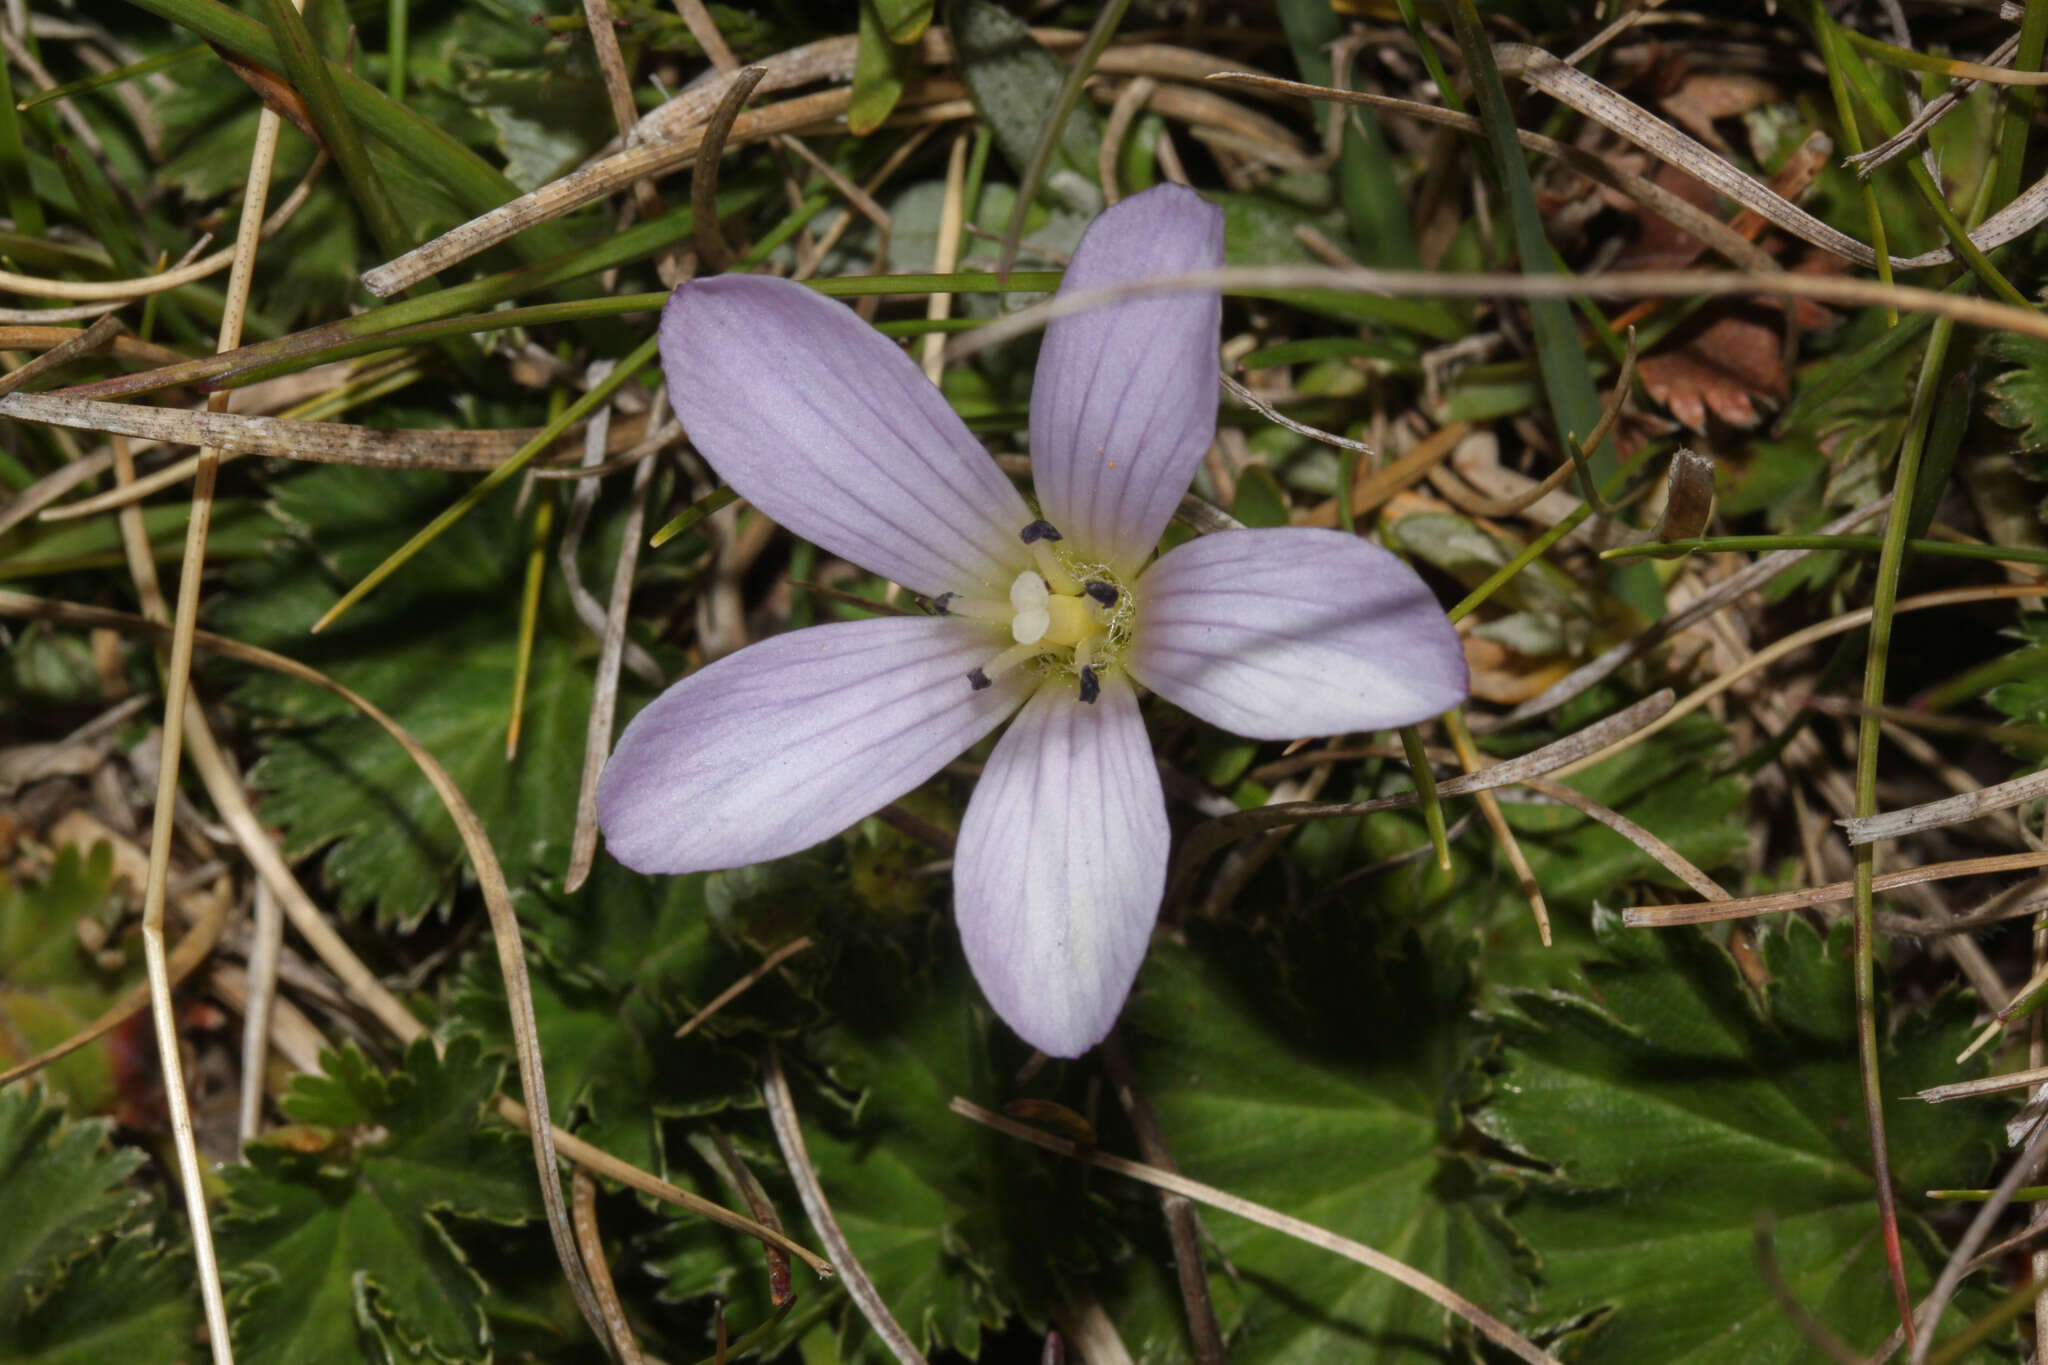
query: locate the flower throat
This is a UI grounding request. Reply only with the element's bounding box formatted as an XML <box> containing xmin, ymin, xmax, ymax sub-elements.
<box><xmin>935</xmin><ymin>520</ymin><xmax>1133</xmax><ymax>704</ymax></box>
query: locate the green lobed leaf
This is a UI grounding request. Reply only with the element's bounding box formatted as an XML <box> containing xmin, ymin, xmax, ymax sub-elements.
<box><xmin>1989</xmin><ymin>333</ymin><xmax>2048</xmax><ymax>450</ymax></box>
<box><xmin>1478</xmin><ymin>912</ymin><xmax>1996</xmax><ymax>1363</ymax></box>
<box><xmin>217</xmin><ymin>1035</ymin><xmax>542</xmax><ymax>1365</ymax></box>
<box><xmin>0</xmin><ymin>1083</ymin><xmax>149</xmax><ymax>1320</ymax></box>
<box><xmin>1107</xmin><ymin>923</ymin><xmax>1530</xmax><ymax>1364</ymax></box>
<box><xmin>446</xmin><ymin>854</ymin><xmax>801</xmax><ymax>1178</ymax></box>
<box><xmin>0</xmin><ymin>1226</ymin><xmax>197</xmax><ymax>1365</ymax></box>
<box><xmin>0</xmin><ymin>841</ymin><xmax>142</xmax><ymax>1117</ymax></box>
<box><xmin>212</xmin><ymin>464</ymin><xmax>650</xmax><ymax>929</ymax></box>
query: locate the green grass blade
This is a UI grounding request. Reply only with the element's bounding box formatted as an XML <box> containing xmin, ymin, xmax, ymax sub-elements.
<box><xmin>312</xmin><ymin>335</ymin><xmax>660</xmax><ymax>632</ymax></box>
<box><xmin>126</xmin><ymin>0</ymin><xmax>574</xmax><ymax>262</ymax></box>
<box><xmin>1445</xmin><ymin>0</ymin><xmax>1661</xmax><ymax>620</ymax></box>
<box><xmin>259</xmin><ymin>0</ymin><xmax>413</xmax><ymax>263</ymax></box>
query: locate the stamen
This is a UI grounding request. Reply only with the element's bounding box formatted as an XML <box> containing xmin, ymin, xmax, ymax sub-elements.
<box><xmin>932</xmin><ymin>592</ymin><xmax>955</xmax><ymax>615</ymax></box>
<box><xmin>1029</xmin><ymin>540</ymin><xmax>1083</xmax><ymax>595</ymax></box>
<box><xmin>1084</xmin><ymin>581</ymin><xmax>1119</xmax><ymax>607</ymax></box>
<box><xmin>940</xmin><ymin>595</ymin><xmax>1014</xmax><ymax>624</ymax></box>
<box><xmin>968</xmin><ymin>641</ymin><xmax>1040</xmax><ymax>691</ymax></box>
<box><xmin>1019</xmin><ymin>519</ymin><xmax>1062</xmax><ymax>544</ymax></box>
<box><xmin>1077</xmin><ymin>666</ymin><xmax>1101</xmax><ymax>705</ymax></box>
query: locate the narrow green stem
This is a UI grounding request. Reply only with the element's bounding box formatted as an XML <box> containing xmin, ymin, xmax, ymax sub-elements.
<box><xmin>1811</xmin><ymin>3</ymin><xmax>1894</xmax><ymax>322</ymax></box>
<box><xmin>1604</xmin><ymin>534</ymin><xmax>2048</xmax><ymax>568</ymax></box>
<box><xmin>1824</xmin><ymin>10</ymin><xmax>2030</xmax><ymax>309</ymax></box>
<box><xmin>650</xmin><ymin>485</ymin><xmax>739</xmax><ymax>549</ymax></box>
<box><xmin>261</xmin><ymin>0</ymin><xmax>413</xmax><ymax>261</ymax></box>
<box><xmin>1852</xmin><ymin>313</ymin><xmax>1955</xmax><ymax>1345</ymax></box>
<box><xmin>386</xmin><ymin>0</ymin><xmax>407</xmax><ymax>99</ymax></box>
<box><xmin>19</xmin><ymin>46</ymin><xmax>205</xmax><ymax>112</ymax></box>
<box><xmin>996</xmin><ymin>0</ymin><xmax>1132</xmax><ymax>276</ymax></box>
<box><xmin>1993</xmin><ymin>0</ymin><xmax>2048</xmax><ymax>208</ymax></box>
<box><xmin>1399</xmin><ymin>725</ymin><xmax>1451</xmax><ymax>872</ymax></box>
<box><xmin>313</xmin><ymin>334</ymin><xmax>660</xmax><ymax>632</ymax></box>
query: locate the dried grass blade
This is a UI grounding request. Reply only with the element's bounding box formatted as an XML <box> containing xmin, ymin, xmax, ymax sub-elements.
<box><xmin>1206</xmin><ymin>72</ymin><xmax>1780</xmax><ymax>274</ymax></box>
<box><xmin>571</xmin><ymin>1169</ymin><xmax>646</xmax><ymax>1365</ymax></box>
<box><xmin>674</xmin><ymin>937</ymin><xmax>815</xmax><ymax>1040</ymax></box>
<box><xmin>1493</xmin><ymin>42</ymin><xmax>2048</xmax><ymax>274</ymax></box>
<box><xmin>0</xmin><ymin>151</ymin><xmax>325</xmax><ymax>301</ymax></box>
<box><xmin>1626</xmin><ymin>850</ymin><xmax>2048</xmax><ymax>927</ymax></box>
<box><xmin>943</xmin><ymin>265</ymin><xmax>2048</xmax><ymax>365</ymax></box>
<box><xmin>1169</xmin><ymin>690</ymin><xmax>1675</xmax><ymax>896</ymax></box>
<box><xmin>951</xmin><ymin>1098</ymin><xmax>1561</xmax><ymax>1365</ymax></box>
<box><xmin>763</xmin><ymin>1045</ymin><xmax>928</xmax><ymax>1365</ymax></box>
<box><xmin>693</xmin><ymin>66</ymin><xmax>767</xmax><ymax>272</ymax></box>
<box><xmin>1840</xmin><ymin>769</ymin><xmax>2048</xmax><ymax>847</ymax></box>
<box><xmin>0</xmin><ymin>313</ymin><xmax>121</xmax><ymax>397</ymax></box>
<box><xmin>0</xmin><ymin>390</ymin><xmax>541</xmax><ymax>469</ymax></box>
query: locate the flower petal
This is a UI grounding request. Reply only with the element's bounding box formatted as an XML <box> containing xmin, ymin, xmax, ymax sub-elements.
<box><xmin>598</xmin><ymin>616</ymin><xmax>1030</xmax><ymax>873</ymax></box>
<box><xmin>1029</xmin><ymin>184</ymin><xmax>1224</xmax><ymax>575</ymax></box>
<box><xmin>1129</xmin><ymin>527</ymin><xmax>1469</xmax><ymax>739</ymax></box>
<box><xmin>662</xmin><ymin>276</ymin><xmax>1032</xmax><ymax>598</ymax></box>
<box><xmin>954</xmin><ymin>674</ymin><xmax>1167</xmax><ymax>1057</ymax></box>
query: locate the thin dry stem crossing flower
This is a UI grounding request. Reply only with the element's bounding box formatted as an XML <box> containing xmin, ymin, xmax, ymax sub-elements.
<box><xmin>950</xmin><ymin>1098</ymin><xmax>1563</xmax><ymax>1365</ymax></box>
<box><xmin>763</xmin><ymin>1046</ymin><xmax>927</xmax><ymax>1365</ymax></box>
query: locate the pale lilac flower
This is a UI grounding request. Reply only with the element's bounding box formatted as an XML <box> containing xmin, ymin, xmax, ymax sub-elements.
<box><xmin>597</xmin><ymin>185</ymin><xmax>1468</xmax><ymax>1057</ymax></box>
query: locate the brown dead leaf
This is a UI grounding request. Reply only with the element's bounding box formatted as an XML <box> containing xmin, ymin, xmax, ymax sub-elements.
<box><xmin>209</xmin><ymin>44</ymin><xmax>326</xmax><ymax>149</ymax></box>
<box><xmin>1638</xmin><ymin>313</ymin><xmax>1787</xmax><ymax>431</ymax></box>
<box><xmin>1462</xmin><ymin>635</ymin><xmax>1573</xmax><ymax>706</ymax></box>
<box><xmin>1660</xmin><ymin>71</ymin><xmax>1777</xmax><ymax>155</ymax></box>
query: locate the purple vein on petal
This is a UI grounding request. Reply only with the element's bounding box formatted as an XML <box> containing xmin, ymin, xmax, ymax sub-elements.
<box><xmin>598</xmin><ymin>615</ymin><xmax>1033</xmax><ymax>873</ymax></box>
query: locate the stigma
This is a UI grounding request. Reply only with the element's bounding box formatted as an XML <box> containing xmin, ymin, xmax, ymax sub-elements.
<box><xmin>946</xmin><ymin>521</ymin><xmax>1133</xmax><ymax>703</ymax></box>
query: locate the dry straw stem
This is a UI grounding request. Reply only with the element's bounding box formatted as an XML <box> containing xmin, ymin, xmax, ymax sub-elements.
<box><xmin>1625</xmin><ymin>850</ymin><xmax>2048</xmax><ymax>928</ymax></box>
<box><xmin>132</xmin><ymin>60</ymin><xmax>301</xmax><ymax>1359</ymax></box>
<box><xmin>1206</xmin><ymin>72</ymin><xmax>1780</xmax><ymax>275</ymax></box>
<box><xmin>0</xmin><ymin>589</ymin><xmax>838</xmax><ymax>1281</ymax></box>
<box><xmin>1483</xmin><ymin>497</ymin><xmax>1894</xmax><ymax>729</ymax></box>
<box><xmin>692</xmin><ymin>65</ymin><xmax>768</xmax><ymax>272</ymax></box>
<box><xmin>950</xmin><ymin>1098</ymin><xmax>1562</xmax><ymax>1365</ymax></box>
<box><xmin>1169</xmin><ymin>690</ymin><xmax>1676</xmax><ymax>897</ymax></box>
<box><xmin>1909</xmin><ymin>1116</ymin><xmax>2048</xmax><ymax>1364</ymax></box>
<box><xmin>0</xmin><ymin>151</ymin><xmax>325</xmax><ymax>301</ymax></box>
<box><xmin>1840</xmin><ymin>768</ymin><xmax>2048</xmax><ymax>847</ymax></box>
<box><xmin>1519</xmin><ymin>775</ymin><xmax>1731</xmax><ymax>902</ymax></box>
<box><xmin>0</xmin><ymin>313</ymin><xmax>122</xmax><ymax>397</ymax></box>
<box><xmin>944</xmin><ymin>266</ymin><xmax>2048</xmax><ymax>368</ymax></box>
<box><xmin>563</xmin><ymin>421</ymin><xmax>659</xmax><ymax>893</ymax></box>
<box><xmin>1923</xmin><ymin>1063</ymin><xmax>2048</xmax><ymax>1105</ymax></box>
<box><xmin>673</xmin><ymin>936</ymin><xmax>814</xmax><ymax>1040</ymax></box>
<box><xmin>1482</xmin><ymin>43</ymin><xmax>2048</xmax><ymax>273</ymax></box>
<box><xmin>1446</xmin><ymin>708</ymin><xmax>1550</xmax><ymax>944</ymax></box>
<box><xmin>0</xmin><ymin>390</ymin><xmax>564</xmax><ymax>470</ymax></box>
<box><xmin>762</xmin><ymin>1045</ymin><xmax>928</xmax><ymax>1365</ymax></box>
<box><xmin>360</xmin><ymin>27</ymin><xmax>1281</xmax><ymax>293</ymax></box>
<box><xmin>1543</xmin><ymin>583</ymin><xmax>2048</xmax><ymax>780</ymax></box>
<box><xmin>571</xmin><ymin>1168</ymin><xmax>647</xmax><ymax>1365</ymax></box>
